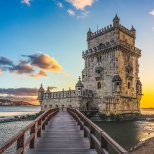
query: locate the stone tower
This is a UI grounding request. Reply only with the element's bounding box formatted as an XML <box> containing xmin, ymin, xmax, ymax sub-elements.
<box><xmin>82</xmin><ymin>15</ymin><xmax>142</xmax><ymax>115</ymax></box>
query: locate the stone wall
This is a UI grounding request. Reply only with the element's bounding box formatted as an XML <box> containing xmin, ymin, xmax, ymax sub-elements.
<box><xmin>41</xmin><ymin>97</ymin><xmax>80</xmax><ymax>111</ymax></box>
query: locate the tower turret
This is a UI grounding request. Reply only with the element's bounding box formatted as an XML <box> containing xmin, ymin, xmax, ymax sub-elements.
<box><xmin>130</xmin><ymin>25</ymin><xmax>136</xmax><ymax>37</ymax></box>
<box><xmin>75</xmin><ymin>76</ymin><xmax>84</xmax><ymax>96</ymax></box>
<box><xmin>113</xmin><ymin>14</ymin><xmax>120</xmax><ymax>27</ymax></box>
<box><xmin>37</xmin><ymin>84</ymin><xmax>44</xmax><ymax>104</ymax></box>
<box><xmin>87</xmin><ymin>28</ymin><xmax>93</xmax><ymax>40</ymax></box>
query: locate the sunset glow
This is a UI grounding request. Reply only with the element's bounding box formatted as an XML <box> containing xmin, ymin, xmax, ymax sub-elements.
<box><xmin>0</xmin><ymin>0</ymin><xmax>154</xmax><ymax>108</ymax></box>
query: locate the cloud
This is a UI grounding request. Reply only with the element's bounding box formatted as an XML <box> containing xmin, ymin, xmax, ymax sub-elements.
<box><xmin>0</xmin><ymin>57</ymin><xmax>14</xmax><ymax>71</ymax></box>
<box><xmin>77</xmin><ymin>10</ymin><xmax>89</xmax><ymax>18</ymax></box>
<box><xmin>67</xmin><ymin>9</ymin><xmax>76</xmax><ymax>16</ymax></box>
<box><xmin>0</xmin><ymin>88</ymin><xmax>38</xmax><ymax>96</ymax></box>
<box><xmin>10</xmin><ymin>60</ymin><xmax>34</xmax><ymax>74</ymax></box>
<box><xmin>66</xmin><ymin>0</ymin><xmax>96</xmax><ymax>10</ymax></box>
<box><xmin>31</xmin><ymin>70</ymin><xmax>47</xmax><ymax>78</ymax></box>
<box><xmin>24</xmin><ymin>53</ymin><xmax>63</xmax><ymax>72</ymax></box>
<box><xmin>57</xmin><ymin>2</ymin><xmax>63</xmax><ymax>8</ymax></box>
<box><xmin>149</xmin><ymin>10</ymin><xmax>154</xmax><ymax>16</ymax></box>
<box><xmin>0</xmin><ymin>53</ymin><xmax>63</xmax><ymax>78</ymax></box>
<box><xmin>21</xmin><ymin>0</ymin><xmax>31</xmax><ymax>6</ymax></box>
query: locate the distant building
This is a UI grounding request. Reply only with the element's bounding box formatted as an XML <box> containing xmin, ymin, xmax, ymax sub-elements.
<box><xmin>38</xmin><ymin>15</ymin><xmax>142</xmax><ymax>115</ymax></box>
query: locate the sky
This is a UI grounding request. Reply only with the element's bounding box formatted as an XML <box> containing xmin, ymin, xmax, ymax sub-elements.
<box><xmin>0</xmin><ymin>0</ymin><xmax>154</xmax><ymax>107</ymax></box>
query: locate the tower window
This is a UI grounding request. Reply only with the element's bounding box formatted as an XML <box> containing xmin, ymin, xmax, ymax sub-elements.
<box><xmin>97</xmin><ymin>82</ymin><xmax>101</xmax><ymax>89</ymax></box>
<box><xmin>128</xmin><ymin>82</ymin><xmax>131</xmax><ymax>89</ymax></box>
<box><xmin>97</xmin><ymin>56</ymin><xmax>102</xmax><ymax>62</ymax></box>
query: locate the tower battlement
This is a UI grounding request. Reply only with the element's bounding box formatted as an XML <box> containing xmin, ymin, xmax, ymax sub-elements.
<box><xmin>82</xmin><ymin>40</ymin><xmax>141</xmax><ymax>58</ymax></box>
<box><xmin>87</xmin><ymin>15</ymin><xmax>136</xmax><ymax>50</ymax></box>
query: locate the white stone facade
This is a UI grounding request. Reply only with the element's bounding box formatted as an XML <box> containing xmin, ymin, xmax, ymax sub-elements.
<box><xmin>38</xmin><ymin>15</ymin><xmax>142</xmax><ymax>115</ymax></box>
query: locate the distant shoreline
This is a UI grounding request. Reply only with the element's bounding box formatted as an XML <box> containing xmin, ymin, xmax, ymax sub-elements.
<box><xmin>0</xmin><ymin>105</ymin><xmax>40</xmax><ymax>106</ymax></box>
<box><xmin>141</xmin><ymin>108</ymin><xmax>154</xmax><ymax>109</ymax></box>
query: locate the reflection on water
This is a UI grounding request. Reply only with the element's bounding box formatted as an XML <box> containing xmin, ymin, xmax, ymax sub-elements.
<box><xmin>95</xmin><ymin>120</ymin><xmax>154</xmax><ymax>150</ymax></box>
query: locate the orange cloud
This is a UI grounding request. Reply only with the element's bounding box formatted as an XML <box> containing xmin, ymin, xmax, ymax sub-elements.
<box><xmin>31</xmin><ymin>70</ymin><xmax>47</xmax><ymax>78</ymax></box>
<box><xmin>26</xmin><ymin>53</ymin><xmax>63</xmax><ymax>72</ymax></box>
<box><xmin>67</xmin><ymin>0</ymin><xmax>96</xmax><ymax>10</ymax></box>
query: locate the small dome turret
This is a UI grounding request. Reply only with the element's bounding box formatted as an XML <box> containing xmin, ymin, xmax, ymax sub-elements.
<box><xmin>75</xmin><ymin>76</ymin><xmax>84</xmax><ymax>97</ymax></box>
<box><xmin>113</xmin><ymin>14</ymin><xmax>120</xmax><ymax>27</ymax></box>
<box><xmin>112</xmin><ymin>75</ymin><xmax>122</xmax><ymax>82</ymax></box>
<box><xmin>76</xmin><ymin>76</ymin><xmax>84</xmax><ymax>87</ymax></box>
<box><xmin>131</xmin><ymin>25</ymin><xmax>136</xmax><ymax>36</ymax></box>
<box><xmin>39</xmin><ymin>84</ymin><xmax>44</xmax><ymax>92</ymax></box>
<box><xmin>137</xmin><ymin>79</ymin><xmax>142</xmax><ymax>85</ymax></box>
<box><xmin>87</xmin><ymin>28</ymin><xmax>93</xmax><ymax>40</ymax></box>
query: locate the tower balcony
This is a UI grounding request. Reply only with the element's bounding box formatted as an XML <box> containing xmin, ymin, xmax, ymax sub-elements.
<box><xmin>82</xmin><ymin>40</ymin><xmax>141</xmax><ymax>59</ymax></box>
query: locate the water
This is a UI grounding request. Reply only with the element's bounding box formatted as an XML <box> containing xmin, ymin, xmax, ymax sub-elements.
<box><xmin>95</xmin><ymin>109</ymin><xmax>154</xmax><ymax>151</ymax></box>
<box><xmin>95</xmin><ymin>120</ymin><xmax>154</xmax><ymax>151</ymax></box>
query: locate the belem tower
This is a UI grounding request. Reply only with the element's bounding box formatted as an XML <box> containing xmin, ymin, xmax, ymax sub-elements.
<box><xmin>38</xmin><ymin>15</ymin><xmax>142</xmax><ymax>115</ymax></box>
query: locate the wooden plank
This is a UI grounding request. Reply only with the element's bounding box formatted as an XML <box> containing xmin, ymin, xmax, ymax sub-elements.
<box><xmin>26</xmin><ymin>111</ymin><xmax>97</xmax><ymax>154</ymax></box>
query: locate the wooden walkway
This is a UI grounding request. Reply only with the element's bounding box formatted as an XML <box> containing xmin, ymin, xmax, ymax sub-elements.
<box><xmin>26</xmin><ymin>111</ymin><xmax>97</xmax><ymax>154</ymax></box>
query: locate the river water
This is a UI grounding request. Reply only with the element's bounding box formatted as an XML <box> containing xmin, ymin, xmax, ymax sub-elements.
<box><xmin>0</xmin><ymin>106</ymin><xmax>154</xmax><ymax>152</ymax></box>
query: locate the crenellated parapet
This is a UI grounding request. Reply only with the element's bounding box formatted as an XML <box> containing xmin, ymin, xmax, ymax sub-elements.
<box><xmin>82</xmin><ymin>40</ymin><xmax>141</xmax><ymax>58</ymax></box>
<box><xmin>43</xmin><ymin>90</ymin><xmax>76</xmax><ymax>99</ymax></box>
<box><xmin>87</xmin><ymin>24</ymin><xmax>114</xmax><ymax>40</ymax></box>
<box><xmin>119</xmin><ymin>25</ymin><xmax>135</xmax><ymax>37</ymax></box>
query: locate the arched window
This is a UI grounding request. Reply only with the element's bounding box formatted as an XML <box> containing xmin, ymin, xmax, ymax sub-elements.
<box><xmin>97</xmin><ymin>82</ymin><xmax>101</xmax><ymax>89</ymax></box>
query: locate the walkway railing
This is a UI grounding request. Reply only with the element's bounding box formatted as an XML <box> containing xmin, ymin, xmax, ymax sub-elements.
<box><xmin>67</xmin><ymin>108</ymin><xmax>128</xmax><ymax>154</ymax></box>
<box><xmin>0</xmin><ymin>108</ymin><xmax>59</xmax><ymax>154</ymax></box>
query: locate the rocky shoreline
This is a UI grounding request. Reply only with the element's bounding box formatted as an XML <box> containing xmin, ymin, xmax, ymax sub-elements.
<box><xmin>130</xmin><ymin>136</ymin><xmax>154</xmax><ymax>154</ymax></box>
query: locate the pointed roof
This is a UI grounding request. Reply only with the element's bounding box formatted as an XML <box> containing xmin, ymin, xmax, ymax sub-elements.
<box><xmin>131</xmin><ymin>25</ymin><xmax>136</xmax><ymax>31</ymax></box>
<box><xmin>113</xmin><ymin>14</ymin><xmax>120</xmax><ymax>21</ymax></box>
<box><xmin>88</xmin><ymin>28</ymin><xmax>92</xmax><ymax>33</ymax></box>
